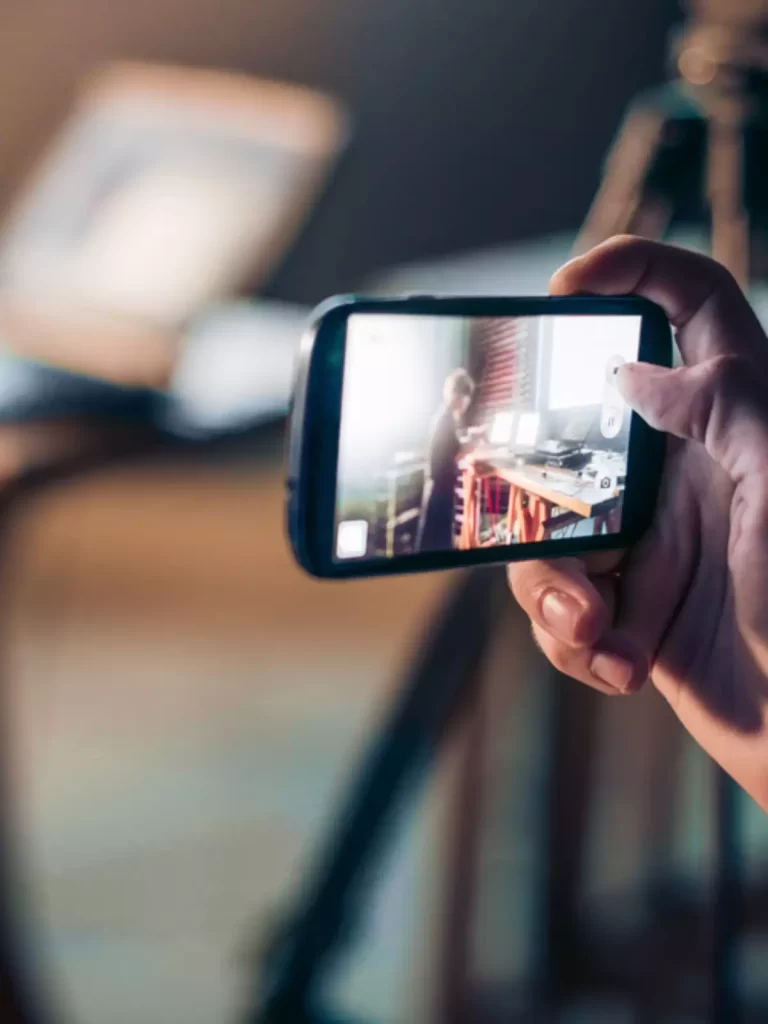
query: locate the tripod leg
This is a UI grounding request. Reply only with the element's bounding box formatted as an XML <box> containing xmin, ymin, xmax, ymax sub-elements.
<box><xmin>708</xmin><ymin>109</ymin><xmax>749</xmax><ymax>289</ymax></box>
<box><xmin>576</xmin><ymin>104</ymin><xmax>670</xmax><ymax>254</ymax></box>
<box><xmin>545</xmin><ymin>99</ymin><xmax>682</xmax><ymax>1020</ymax></box>
<box><xmin>712</xmin><ymin>770</ymin><xmax>742</xmax><ymax>1024</ymax></box>
<box><xmin>433</xmin><ymin>652</ymin><xmax>489</xmax><ymax>1024</ymax></box>
<box><xmin>704</xmin><ymin>103</ymin><xmax>748</xmax><ymax>1024</ymax></box>
<box><xmin>251</xmin><ymin>568</ymin><xmax>508</xmax><ymax>1023</ymax></box>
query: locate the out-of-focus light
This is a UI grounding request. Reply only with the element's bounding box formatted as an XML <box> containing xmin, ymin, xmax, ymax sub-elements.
<box><xmin>516</xmin><ymin>412</ymin><xmax>540</xmax><ymax>447</ymax></box>
<box><xmin>168</xmin><ymin>300</ymin><xmax>306</xmax><ymax>433</ymax></box>
<box><xmin>339</xmin><ymin>314</ymin><xmax>465</xmax><ymax>475</ymax></box>
<box><xmin>69</xmin><ymin>162</ymin><xmax>284</xmax><ymax>325</ymax></box>
<box><xmin>0</xmin><ymin>62</ymin><xmax>346</xmax><ymax>386</ymax></box>
<box><xmin>488</xmin><ymin>411</ymin><xmax>514</xmax><ymax>445</ymax></box>
<box><xmin>336</xmin><ymin>520</ymin><xmax>369</xmax><ymax>560</ymax></box>
<box><xmin>548</xmin><ymin>315</ymin><xmax>641</xmax><ymax>410</ymax></box>
<box><xmin>678</xmin><ymin>46</ymin><xmax>717</xmax><ymax>85</ymax></box>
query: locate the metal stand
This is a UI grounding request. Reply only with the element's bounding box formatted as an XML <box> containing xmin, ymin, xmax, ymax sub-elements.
<box><xmin>249</xmin><ymin>569</ymin><xmax>508</xmax><ymax>1023</ymax></box>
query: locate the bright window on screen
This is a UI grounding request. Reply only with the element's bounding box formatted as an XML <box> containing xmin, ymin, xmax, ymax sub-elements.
<box><xmin>547</xmin><ymin>316</ymin><xmax>642</xmax><ymax>410</ymax></box>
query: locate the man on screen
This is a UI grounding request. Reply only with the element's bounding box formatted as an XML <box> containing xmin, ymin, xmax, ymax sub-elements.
<box><xmin>419</xmin><ymin>368</ymin><xmax>475</xmax><ymax>552</ymax></box>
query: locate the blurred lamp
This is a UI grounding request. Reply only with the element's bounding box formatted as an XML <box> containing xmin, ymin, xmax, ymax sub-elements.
<box><xmin>0</xmin><ymin>62</ymin><xmax>346</xmax><ymax>388</ymax></box>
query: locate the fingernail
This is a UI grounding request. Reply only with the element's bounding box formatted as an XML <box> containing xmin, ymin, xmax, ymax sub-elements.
<box><xmin>541</xmin><ymin>590</ymin><xmax>584</xmax><ymax>639</ymax></box>
<box><xmin>590</xmin><ymin>651</ymin><xmax>636</xmax><ymax>694</ymax></box>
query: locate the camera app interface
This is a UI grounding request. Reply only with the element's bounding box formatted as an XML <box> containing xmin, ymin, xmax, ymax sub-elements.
<box><xmin>334</xmin><ymin>313</ymin><xmax>642</xmax><ymax>561</ymax></box>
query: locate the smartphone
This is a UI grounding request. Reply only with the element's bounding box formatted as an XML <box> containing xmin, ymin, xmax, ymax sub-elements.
<box><xmin>287</xmin><ymin>295</ymin><xmax>672</xmax><ymax>579</ymax></box>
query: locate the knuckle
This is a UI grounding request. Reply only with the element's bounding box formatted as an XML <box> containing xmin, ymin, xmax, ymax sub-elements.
<box><xmin>707</xmin><ymin>256</ymin><xmax>740</xmax><ymax>295</ymax></box>
<box><xmin>506</xmin><ymin>565</ymin><xmax>528</xmax><ymax>606</ymax></box>
<box><xmin>532</xmin><ymin>624</ymin><xmax>613</xmax><ymax>692</ymax></box>
<box><xmin>603</xmin><ymin>233</ymin><xmax>646</xmax><ymax>253</ymax></box>
<box><xmin>549</xmin><ymin>649</ymin><xmax>576</xmax><ymax>677</ymax></box>
<box><xmin>705</xmin><ymin>353</ymin><xmax>752</xmax><ymax>396</ymax></box>
<box><xmin>692</xmin><ymin>354</ymin><xmax>756</xmax><ymax>444</ymax></box>
<box><xmin>532</xmin><ymin>624</ymin><xmax>576</xmax><ymax>676</ymax></box>
<box><xmin>684</xmin><ymin>253</ymin><xmax>741</xmax><ymax>312</ymax></box>
<box><xmin>530</xmin><ymin>621</ymin><xmax>545</xmax><ymax>653</ymax></box>
<box><xmin>739</xmin><ymin>474</ymin><xmax>768</xmax><ymax>538</ymax></box>
<box><xmin>507</xmin><ymin>561</ymin><xmax>550</xmax><ymax>605</ymax></box>
<box><xmin>700</xmin><ymin>354</ymin><xmax>768</xmax><ymax>441</ymax></box>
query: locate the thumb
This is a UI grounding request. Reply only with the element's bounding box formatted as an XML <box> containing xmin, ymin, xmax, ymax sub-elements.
<box><xmin>617</xmin><ymin>356</ymin><xmax>768</xmax><ymax>484</ymax></box>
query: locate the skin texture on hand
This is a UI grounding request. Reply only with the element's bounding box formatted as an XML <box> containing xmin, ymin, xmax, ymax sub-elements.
<box><xmin>508</xmin><ymin>235</ymin><xmax>768</xmax><ymax>813</ymax></box>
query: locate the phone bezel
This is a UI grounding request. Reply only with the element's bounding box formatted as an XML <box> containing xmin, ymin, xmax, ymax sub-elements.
<box><xmin>287</xmin><ymin>294</ymin><xmax>672</xmax><ymax>579</ymax></box>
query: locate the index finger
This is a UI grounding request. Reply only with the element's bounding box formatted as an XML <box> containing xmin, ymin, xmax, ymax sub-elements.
<box><xmin>550</xmin><ymin>235</ymin><xmax>765</xmax><ymax>365</ymax></box>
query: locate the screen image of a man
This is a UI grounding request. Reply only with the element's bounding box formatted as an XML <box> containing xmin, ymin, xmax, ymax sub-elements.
<box><xmin>419</xmin><ymin>368</ymin><xmax>475</xmax><ymax>552</ymax></box>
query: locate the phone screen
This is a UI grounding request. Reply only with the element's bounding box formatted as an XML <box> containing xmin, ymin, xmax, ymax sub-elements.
<box><xmin>333</xmin><ymin>312</ymin><xmax>642</xmax><ymax>562</ymax></box>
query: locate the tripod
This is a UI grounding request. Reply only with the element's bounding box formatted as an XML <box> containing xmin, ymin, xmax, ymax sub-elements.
<box><xmin>578</xmin><ymin>0</ymin><xmax>768</xmax><ymax>287</ymax></box>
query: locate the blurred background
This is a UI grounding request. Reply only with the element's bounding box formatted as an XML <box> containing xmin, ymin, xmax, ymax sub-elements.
<box><xmin>0</xmin><ymin>1</ymin><xmax>765</xmax><ymax>1022</ymax></box>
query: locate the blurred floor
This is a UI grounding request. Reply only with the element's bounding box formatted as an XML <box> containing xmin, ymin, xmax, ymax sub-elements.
<box><xmin>0</xmin><ymin>434</ymin><xmax>449</xmax><ymax>1023</ymax></box>
<box><xmin>0</xmin><ymin>420</ymin><xmax>766</xmax><ymax>1024</ymax></box>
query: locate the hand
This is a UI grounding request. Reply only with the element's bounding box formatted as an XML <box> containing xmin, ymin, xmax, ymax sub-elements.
<box><xmin>508</xmin><ymin>235</ymin><xmax>768</xmax><ymax>812</ymax></box>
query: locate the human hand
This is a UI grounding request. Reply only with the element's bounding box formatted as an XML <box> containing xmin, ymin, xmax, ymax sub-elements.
<box><xmin>508</xmin><ymin>235</ymin><xmax>768</xmax><ymax>812</ymax></box>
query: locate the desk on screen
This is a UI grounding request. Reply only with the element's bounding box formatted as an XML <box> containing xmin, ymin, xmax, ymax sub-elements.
<box><xmin>458</xmin><ymin>449</ymin><xmax>621</xmax><ymax>548</ymax></box>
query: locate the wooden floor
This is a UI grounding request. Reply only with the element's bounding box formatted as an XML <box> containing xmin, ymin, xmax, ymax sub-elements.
<box><xmin>0</xmin><ymin>439</ymin><xmax>451</xmax><ymax>1024</ymax></box>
